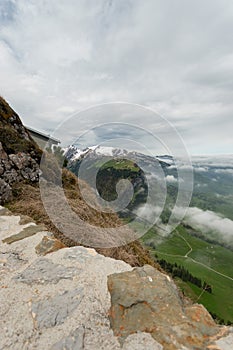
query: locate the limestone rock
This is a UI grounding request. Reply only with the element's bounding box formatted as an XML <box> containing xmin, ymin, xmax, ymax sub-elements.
<box><xmin>0</xmin><ymin>205</ymin><xmax>12</xmax><ymax>215</ymax></box>
<box><xmin>2</xmin><ymin>224</ymin><xmax>46</xmax><ymax>244</ymax></box>
<box><xmin>0</xmin><ymin>210</ymin><xmax>231</xmax><ymax>350</ymax></box>
<box><xmin>0</xmin><ymin>251</ymin><xmax>27</xmax><ymax>276</ymax></box>
<box><xmin>215</xmin><ymin>327</ymin><xmax>233</xmax><ymax>350</ymax></box>
<box><xmin>31</xmin><ymin>288</ymin><xmax>84</xmax><ymax>328</ymax></box>
<box><xmin>122</xmin><ymin>332</ymin><xmax>163</xmax><ymax>350</ymax></box>
<box><xmin>0</xmin><ymin>224</ymin><xmax>132</xmax><ymax>350</ymax></box>
<box><xmin>14</xmin><ymin>257</ymin><xmax>78</xmax><ymax>284</ymax></box>
<box><xmin>51</xmin><ymin>326</ymin><xmax>85</xmax><ymax>350</ymax></box>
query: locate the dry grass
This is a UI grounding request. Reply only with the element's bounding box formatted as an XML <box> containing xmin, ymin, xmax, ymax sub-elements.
<box><xmin>7</xmin><ymin>168</ymin><xmax>160</xmax><ymax>269</ymax></box>
<box><xmin>0</xmin><ymin>96</ymin><xmax>17</xmax><ymax>121</ymax></box>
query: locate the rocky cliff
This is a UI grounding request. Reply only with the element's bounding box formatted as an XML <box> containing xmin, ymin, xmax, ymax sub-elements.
<box><xmin>0</xmin><ymin>207</ymin><xmax>232</xmax><ymax>350</ymax></box>
<box><xmin>0</xmin><ymin>97</ymin><xmax>41</xmax><ymax>204</ymax></box>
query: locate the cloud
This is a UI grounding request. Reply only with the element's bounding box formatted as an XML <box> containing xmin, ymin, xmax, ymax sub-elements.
<box><xmin>214</xmin><ymin>168</ymin><xmax>233</xmax><ymax>175</ymax></box>
<box><xmin>194</xmin><ymin>167</ymin><xmax>208</xmax><ymax>172</ymax></box>
<box><xmin>166</xmin><ymin>175</ymin><xmax>177</xmax><ymax>183</ymax></box>
<box><xmin>182</xmin><ymin>207</ymin><xmax>233</xmax><ymax>245</ymax></box>
<box><xmin>195</xmin><ymin>183</ymin><xmax>207</xmax><ymax>188</ymax></box>
<box><xmin>133</xmin><ymin>203</ymin><xmax>162</xmax><ymax>224</ymax></box>
<box><xmin>0</xmin><ymin>0</ymin><xmax>233</xmax><ymax>154</ymax></box>
<box><xmin>191</xmin><ymin>155</ymin><xmax>233</xmax><ymax>167</ymax></box>
<box><xmin>169</xmin><ymin>164</ymin><xmax>193</xmax><ymax>171</ymax></box>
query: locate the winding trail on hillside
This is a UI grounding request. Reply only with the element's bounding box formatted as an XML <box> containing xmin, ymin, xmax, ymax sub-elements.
<box><xmin>188</xmin><ymin>256</ymin><xmax>233</xmax><ymax>281</ymax></box>
<box><xmin>154</xmin><ymin>228</ymin><xmax>233</xmax><ymax>282</ymax></box>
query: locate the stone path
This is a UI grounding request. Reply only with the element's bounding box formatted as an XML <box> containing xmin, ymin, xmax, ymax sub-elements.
<box><xmin>0</xmin><ymin>206</ymin><xmax>231</xmax><ymax>350</ymax></box>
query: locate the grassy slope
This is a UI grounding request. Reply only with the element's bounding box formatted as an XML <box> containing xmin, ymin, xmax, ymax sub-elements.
<box><xmin>0</xmin><ymin>94</ymin><xmax>158</xmax><ymax>270</ymax></box>
<box><xmin>7</xmin><ymin>167</ymin><xmax>159</xmax><ymax>269</ymax></box>
<box><xmin>142</xmin><ymin>225</ymin><xmax>233</xmax><ymax>323</ymax></box>
<box><xmin>99</xmin><ymin>159</ymin><xmax>140</xmax><ymax>172</ymax></box>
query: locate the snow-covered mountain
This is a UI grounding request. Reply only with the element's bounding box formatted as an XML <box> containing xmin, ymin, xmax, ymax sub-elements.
<box><xmin>63</xmin><ymin>145</ymin><xmax>174</xmax><ymax>167</ymax></box>
<box><xmin>63</xmin><ymin>145</ymin><xmax>98</xmax><ymax>162</ymax></box>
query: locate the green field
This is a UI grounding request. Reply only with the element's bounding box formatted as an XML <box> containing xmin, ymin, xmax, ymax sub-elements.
<box><xmin>98</xmin><ymin>158</ymin><xmax>140</xmax><ymax>172</ymax></box>
<box><xmin>142</xmin><ymin>225</ymin><xmax>233</xmax><ymax>324</ymax></box>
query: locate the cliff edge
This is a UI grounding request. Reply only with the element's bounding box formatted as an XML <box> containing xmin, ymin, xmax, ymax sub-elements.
<box><xmin>0</xmin><ymin>208</ymin><xmax>232</xmax><ymax>350</ymax></box>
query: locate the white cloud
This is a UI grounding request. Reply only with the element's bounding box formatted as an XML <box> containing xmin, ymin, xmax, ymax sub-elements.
<box><xmin>214</xmin><ymin>168</ymin><xmax>233</xmax><ymax>175</ymax></box>
<box><xmin>194</xmin><ymin>167</ymin><xmax>208</xmax><ymax>172</ymax></box>
<box><xmin>134</xmin><ymin>203</ymin><xmax>162</xmax><ymax>224</ymax></box>
<box><xmin>183</xmin><ymin>207</ymin><xmax>233</xmax><ymax>244</ymax></box>
<box><xmin>195</xmin><ymin>183</ymin><xmax>207</xmax><ymax>188</ymax></box>
<box><xmin>191</xmin><ymin>155</ymin><xmax>233</xmax><ymax>168</ymax></box>
<box><xmin>169</xmin><ymin>164</ymin><xmax>193</xmax><ymax>171</ymax></box>
<box><xmin>0</xmin><ymin>0</ymin><xmax>233</xmax><ymax>154</ymax></box>
<box><xmin>166</xmin><ymin>175</ymin><xmax>177</xmax><ymax>183</ymax></box>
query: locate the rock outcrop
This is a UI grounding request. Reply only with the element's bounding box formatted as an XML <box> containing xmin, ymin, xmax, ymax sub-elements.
<box><xmin>0</xmin><ymin>207</ymin><xmax>231</xmax><ymax>350</ymax></box>
<box><xmin>108</xmin><ymin>266</ymin><xmax>228</xmax><ymax>349</ymax></box>
<box><xmin>0</xmin><ymin>97</ymin><xmax>41</xmax><ymax>204</ymax></box>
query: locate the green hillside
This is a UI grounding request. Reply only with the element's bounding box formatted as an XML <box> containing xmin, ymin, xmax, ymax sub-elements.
<box><xmin>142</xmin><ymin>224</ymin><xmax>233</xmax><ymax>324</ymax></box>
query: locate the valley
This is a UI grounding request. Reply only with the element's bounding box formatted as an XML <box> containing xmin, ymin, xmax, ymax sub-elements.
<box><xmin>65</xmin><ymin>145</ymin><xmax>233</xmax><ymax>325</ymax></box>
<box><xmin>142</xmin><ymin>224</ymin><xmax>233</xmax><ymax>325</ymax></box>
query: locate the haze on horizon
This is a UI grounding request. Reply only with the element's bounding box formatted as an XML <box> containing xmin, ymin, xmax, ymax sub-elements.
<box><xmin>0</xmin><ymin>0</ymin><xmax>233</xmax><ymax>156</ymax></box>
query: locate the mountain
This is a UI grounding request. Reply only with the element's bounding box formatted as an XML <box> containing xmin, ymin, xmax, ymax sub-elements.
<box><xmin>64</xmin><ymin>145</ymin><xmax>174</xmax><ymax>215</ymax></box>
<box><xmin>64</xmin><ymin>145</ymin><xmax>233</xmax><ymax>231</ymax></box>
<box><xmin>64</xmin><ymin>144</ymin><xmax>233</xmax><ymax>229</ymax></box>
<box><xmin>64</xmin><ymin>144</ymin><xmax>174</xmax><ymax>167</ymax></box>
<box><xmin>64</xmin><ymin>145</ymin><xmax>164</xmax><ymax>218</ymax></box>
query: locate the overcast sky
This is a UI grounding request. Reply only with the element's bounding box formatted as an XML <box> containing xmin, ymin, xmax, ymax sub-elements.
<box><xmin>0</xmin><ymin>0</ymin><xmax>233</xmax><ymax>155</ymax></box>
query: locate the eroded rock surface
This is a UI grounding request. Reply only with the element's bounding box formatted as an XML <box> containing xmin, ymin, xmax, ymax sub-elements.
<box><xmin>0</xmin><ymin>208</ymin><xmax>231</xmax><ymax>350</ymax></box>
<box><xmin>108</xmin><ymin>265</ymin><xmax>230</xmax><ymax>350</ymax></box>
<box><xmin>215</xmin><ymin>328</ymin><xmax>233</xmax><ymax>350</ymax></box>
<box><xmin>51</xmin><ymin>326</ymin><xmax>85</xmax><ymax>350</ymax></box>
<box><xmin>31</xmin><ymin>288</ymin><xmax>84</xmax><ymax>328</ymax></box>
<box><xmin>14</xmin><ymin>258</ymin><xmax>78</xmax><ymax>284</ymax></box>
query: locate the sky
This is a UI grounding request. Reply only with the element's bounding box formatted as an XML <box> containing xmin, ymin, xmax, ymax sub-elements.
<box><xmin>0</xmin><ymin>0</ymin><xmax>233</xmax><ymax>155</ymax></box>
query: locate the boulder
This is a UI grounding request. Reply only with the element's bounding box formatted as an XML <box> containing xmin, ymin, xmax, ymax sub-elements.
<box><xmin>108</xmin><ymin>265</ymin><xmax>222</xmax><ymax>350</ymax></box>
<box><xmin>0</xmin><ymin>178</ymin><xmax>13</xmax><ymax>203</ymax></box>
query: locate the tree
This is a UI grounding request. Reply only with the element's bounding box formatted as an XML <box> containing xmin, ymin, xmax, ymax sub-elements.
<box><xmin>203</xmin><ymin>281</ymin><xmax>212</xmax><ymax>294</ymax></box>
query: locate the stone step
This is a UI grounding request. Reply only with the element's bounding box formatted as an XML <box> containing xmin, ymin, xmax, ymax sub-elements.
<box><xmin>0</xmin><ymin>206</ymin><xmax>62</xmax><ymax>261</ymax></box>
<box><xmin>2</xmin><ymin>224</ymin><xmax>46</xmax><ymax>244</ymax></box>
